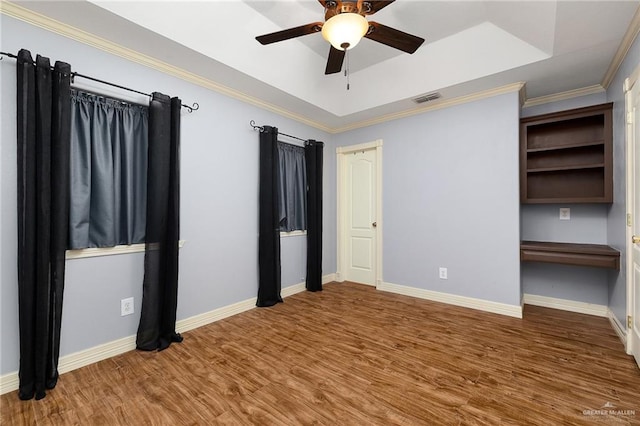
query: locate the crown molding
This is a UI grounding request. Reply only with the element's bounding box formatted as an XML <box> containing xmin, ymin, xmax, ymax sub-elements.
<box><xmin>333</xmin><ymin>82</ymin><xmax>525</xmax><ymax>133</ymax></box>
<box><xmin>518</xmin><ymin>83</ymin><xmax>527</xmax><ymax>107</ymax></box>
<box><xmin>0</xmin><ymin>1</ymin><xmax>334</xmax><ymax>134</ymax></box>
<box><xmin>602</xmin><ymin>3</ymin><xmax>640</xmax><ymax>89</ymax></box>
<box><xmin>0</xmin><ymin>2</ymin><xmax>548</xmax><ymax>135</ymax></box>
<box><xmin>522</xmin><ymin>85</ymin><xmax>605</xmax><ymax>108</ymax></box>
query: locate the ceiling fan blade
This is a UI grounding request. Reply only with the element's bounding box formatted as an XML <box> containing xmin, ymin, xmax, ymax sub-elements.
<box><xmin>256</xmin><ymin>22</ymin><xmax>323</xmax><ymax>45</ymax></box>
<box><xmin>364</xmin><ymin>22</ymin><xmax>424</xmax><ymax>53</ymax></box>
<box><xmin>325</xmin><ymin>46</ymin><xmax>345</xmax><ymax>75</ymax></box>
<box><xmin>359</xmin><ymin>0</ymin><xmax>395</xmax><ymax>15</ymax></box>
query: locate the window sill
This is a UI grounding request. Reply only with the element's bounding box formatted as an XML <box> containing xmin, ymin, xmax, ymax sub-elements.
<box><xmin>66</xmin><ymin>240</ymin><xmax>186</xmax><ymax>260</ymax></box>
<box><xmin>280</xmin><ymin>230</ymin><xmax>307</xmax><ymax>238</ymax></box>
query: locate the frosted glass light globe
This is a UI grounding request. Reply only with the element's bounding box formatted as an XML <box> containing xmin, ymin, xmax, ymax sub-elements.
<box><xmin>321</xmin><ymin>13</ymin><xmax>368</xmax><ymax>51</ymax></box>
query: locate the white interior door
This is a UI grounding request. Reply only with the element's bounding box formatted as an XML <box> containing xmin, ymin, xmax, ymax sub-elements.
<box><xmin>345</xmin><ymin>149</ymin><xmax>377</xmax><ymax>285</ymax></box>
<box><xmin>627</xmin><ymin>70</ymin><xmax>640</xmax><ymax>369</ymax></box>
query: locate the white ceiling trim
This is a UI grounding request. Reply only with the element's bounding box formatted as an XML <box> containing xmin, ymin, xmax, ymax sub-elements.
<box><xmin>332</xmin><ymin>82</ymin><xmax>525</xmax><ymax>134</ymax></box>
<box><xmin>0</xmin><ymin>1</ymin><xmax>334</xmax><ymax>133</ymax></box>
<box><xmin>0</xmin><ymin>1</ymin><xmax>628</xmax><ymax>135</ymax></box>
<box><xmin>523</xmin><ymin>85</ymin><xmax>605</xmax><ymax>109</ymax></box>
<box><xmin>332</xmin><ymin>22</ymin><xmax>548</xmax><ymax>117</ymax></box>
<box><xmin>602</xmin><ymin>4</ymin><xmax>640</xmax><ymax>89</ymax></box>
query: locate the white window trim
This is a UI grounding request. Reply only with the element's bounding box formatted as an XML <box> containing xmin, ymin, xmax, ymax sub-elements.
<box><xmin>280</xmin><ymin>230</ymin><xmax>307</xmax><ymax>238</ymax></box>
<box><xmin>66</xmin><ymin>240</ymin><xmax>186</xmax><ymax>260</ymax></box>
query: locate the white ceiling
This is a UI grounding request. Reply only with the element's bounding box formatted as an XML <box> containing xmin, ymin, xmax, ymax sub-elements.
<box><xmin>10</xmin><ymin>0</ymin><xmax>640</xmax><ymax>131</ymax></box>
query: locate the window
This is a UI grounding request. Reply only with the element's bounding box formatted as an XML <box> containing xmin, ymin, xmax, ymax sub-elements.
<box><xmin>277</xmin><ymin>142</ymin><xmax>306</xmax><ymax>232</ymax></box>
<box><xmin>69</xmin><ymin>89</ymin><xmax>148</xmax><ymax>249</ymax></box>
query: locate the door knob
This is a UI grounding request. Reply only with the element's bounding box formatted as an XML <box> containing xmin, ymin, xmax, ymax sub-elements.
<box><xmin>633</xmin><ymin>235</ymin><xmax>640</xmax><ymax>244</ymax></box>
<box><xmin>372</xmin><ymin>222</ymin><xmax>377</xmax><ymax>228</ymax></box>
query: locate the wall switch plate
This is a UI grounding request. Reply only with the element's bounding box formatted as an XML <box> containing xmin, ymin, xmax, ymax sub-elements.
<box><xmin>121</xmin><ymin>297</ymin><xmax>134</xmax><ymax>316</ymax></box>
<box><xmin>439</xmin><ymin>267</ymin><xmax>448</xmax><ymax>280</ymax></box>
<box><xmin>559</xmin><ymin>208</ymin><xmax>570</xmax><ymax>220</ymax></box>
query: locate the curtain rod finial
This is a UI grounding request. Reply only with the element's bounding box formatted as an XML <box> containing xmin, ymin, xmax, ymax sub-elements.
<box><xmin>250</xmin><ymin>120</ymin><xmax>264</xmax><ymax>132</ymax></box>
<box><xmin>183</xmin><ymin>102</ymin><xmax>199</xmax><ymax>113</ymax></box>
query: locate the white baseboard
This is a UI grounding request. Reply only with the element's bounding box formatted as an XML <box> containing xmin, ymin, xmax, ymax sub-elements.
<box><xmin>0</xmin><ymin>333</ymin><xmax>138</xmax><ymax>396</ymax></box>
<box><xmin>322</xmin><ymin>273</ymin><xmax>337</xmax><ymax>284</ymax></box>
<box><xmin>175</xmin><ymin>296</ymin><xmax>257</xmax><ymax>334</ymax></box>
<box><xmin>0</xmin><ymin>274</ymin><xmax>334</xmax><ymax>395</ymax></box>
<box><xmin>0</xmin><ymin>372</ymin><xmax>19</xmax><ymax>396</ymax></box>
<box><xmin>378</xmin><ymin>281</ymin><xmax>523</xmax><ymax>318</ymax></box>
<box><xmin>281</xmin><ymin>282</ymin><xmax>306</xmax><ymax>298</ymax></box>
<box><xmin>522</xmin><ymin>294</ymin><xmax>608</xmax><ymax>317</ymax></box>
<box><xmin>608</xmin><ymin>309</ymin><xmax>628</xmax><ymax>350</ymax></box>
<box><xmin>519</xmin><ymin>295</ymin><xmax>629</xmax><ymax>351</ymax></box>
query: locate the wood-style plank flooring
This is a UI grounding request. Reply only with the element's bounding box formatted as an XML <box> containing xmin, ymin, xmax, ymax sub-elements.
<box><xmin>2</xmin><ymin>282</ymin><xmax>640</xmax><ymax>425</ymax></box>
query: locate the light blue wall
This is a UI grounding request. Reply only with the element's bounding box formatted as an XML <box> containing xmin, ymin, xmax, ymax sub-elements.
<box><xmin>607</xmin><ymin>32</ymin><xmax>640</xmax><ymax>327</ymax></box>
<box><xmin>520</xmin><ymin>203</ymin><xmax>609</xmax><ymax>305</ymax></box>
<box><xmin>3</xmin><ymin>6</ymin><xmax>635</xmax><ymax>380</ymax></box>
<box><xmin>0</xmin><ymin>16</ymin><xmax>336</xmax><ymax>376</ymax></box>
<box><xmin>333</xmin><ymin>93</ymin><xmax>522</xmax><ymax>306</ymax></box>
<box><xmin>519</xmin><ymin>95</ymin><xmax>612</xmax><ymax>305</ymax></box>
<box><xmin>521</xmin><ymin>92</ymin><xmax>607</xmax><ymax>118</ymax></box>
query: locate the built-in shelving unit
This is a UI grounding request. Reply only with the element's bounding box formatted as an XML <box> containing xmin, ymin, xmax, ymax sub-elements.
<box><xmin>520</xmin><ymin>103</ymin><xmax>613</xmax><ymax>204</ymax></box>
<box><xmin>519</xmin><ymin>103</ymin><xmax>616</xmax><ymax>271</ymax></box>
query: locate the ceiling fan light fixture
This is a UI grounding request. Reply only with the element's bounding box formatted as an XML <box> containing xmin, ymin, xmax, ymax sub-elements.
<box><xmin>321</xmin><ymin>13</ymin><xmax>368</xmax><ymax>51</ymax></box>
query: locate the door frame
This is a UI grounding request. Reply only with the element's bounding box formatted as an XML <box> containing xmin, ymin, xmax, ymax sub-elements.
<box><xmin>336</xmin><ymin>139</ymin><xmax>383</xmax><ymax>287</ymax></box>
<box><xmin>625</xmin><ymin>63</ymin><xmax>640</xmax><ymax>356</ymax></box>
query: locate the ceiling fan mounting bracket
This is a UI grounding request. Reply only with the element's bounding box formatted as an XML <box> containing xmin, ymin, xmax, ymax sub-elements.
<box><xmin>324</xmin><ymin>1</ymin><xmax>364</xmax><ymax>20</ymax></box>
<box><xmin>339</xmin><ymin>2</ymin><xmax>360</xmax><ymax>14</ymax></box>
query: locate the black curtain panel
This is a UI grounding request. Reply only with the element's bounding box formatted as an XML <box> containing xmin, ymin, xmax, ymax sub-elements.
<box><xmin>257</xmin><ymin>126</ymin><xmax>283</xmax><ymax>307</ymax></box>
<box><xmin>305</xmin><ymin>140</ymin><xmax>324</xmax><ymax>292</ymax></box>
<box><xmin>136</xmin><ymin>93</ymin><xmax>183</xmax><ymax>351</ymax></box>
<box><xmin>16</xmin><ymin>49</ymin><xmax>71</xmax><ymax>400</ymax></box>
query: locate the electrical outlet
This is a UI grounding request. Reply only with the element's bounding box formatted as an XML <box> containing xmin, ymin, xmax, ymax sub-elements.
<box><xmin>439</xmin><ymin>267</ymin><xmax>448</xmax><ymax>280</ymax></box>
<box><xmin>559</xmin><ymin>208</ymin><xmax>570</xmax><ymax>220</ymax></box>
<box><xmin>121</xmin><ymin>297</ymin><xmax>134</xmax><ymax>316</ymax></box>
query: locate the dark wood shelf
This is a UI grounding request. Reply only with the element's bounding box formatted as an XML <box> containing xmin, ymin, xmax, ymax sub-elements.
<box><xmin>526</xmin><ymin>163</ymin><xmax>604</xmax><ymax>173</ymax></box>
<box><xmin>520</xmin><ymin>103</ymin><xmax>613</xmax><ymax>204</ymax></box>
<box><xmin>520</xmin><ymin>241</ymin><xmax>620</xmax><ymax>270</ymax></box>
<box><xmin>526</xmin><ymin>140</ymin><xmax>605</xmax><ymax>153</ymax></box>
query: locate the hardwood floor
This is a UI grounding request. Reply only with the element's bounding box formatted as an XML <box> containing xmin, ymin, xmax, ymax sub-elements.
<box><xmin>2</xmin><ymin>282</ymin><xmax>639</xmax><ymax>425</ymax></box>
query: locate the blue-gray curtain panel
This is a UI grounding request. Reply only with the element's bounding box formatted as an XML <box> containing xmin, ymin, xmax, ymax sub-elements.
<box><xmin>69</xmin><ymin>89</ymin><xmax>148</xmax><ymax>249</ymax></box>
<box><xmin>257</xmin><ymin>126</ymin><xmax>283</xmax><ymax>307</ymax></box>
<box><xmin>136</xmin><ymin>93</ymin><xmax>183</xmax><ymax>351</ymax></box>
<box><xmin>16</xmin><ymin>49</ymin><xmax>71</xmax><ymax>400</ymax></box>
<box><xmin>305</xmin><ymin>140</ymin><xmax>323</xmax><ymax>292</ymax></box>
<box><xmin>277</xmin><ymin>142</ymin><xmax>307</xmax><ymax>232</ymax></box>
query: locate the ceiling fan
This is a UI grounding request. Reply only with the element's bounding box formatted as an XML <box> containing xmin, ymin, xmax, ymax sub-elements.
<box><xmin>256</xmin><ymin>0</ymin><xmax>425</xmax><ymax>75</ymax></box>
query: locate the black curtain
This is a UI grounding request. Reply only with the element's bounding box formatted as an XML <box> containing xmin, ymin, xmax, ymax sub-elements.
<box><xmin>305</xmin><ymin>140</ymin><xmax>324</xmax><ymax>292</ymax></box>
<box><xmin>257</xmin><ymin>126</ymin><xmax>283</xmax><ymax>307</ymax></box>
<box><xmin>136</xmin><ymin>93</ymin><xmax>183</xmax><ymax>351</ymax></box>
<box><xmin>16</xmin><ymin>49</ymin><xmax>71</xmax><ymax>400</ymax></box>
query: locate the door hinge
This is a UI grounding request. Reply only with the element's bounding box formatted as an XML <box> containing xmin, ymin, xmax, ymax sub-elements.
<box><xmin>628</xmin><ymin>112</ymin><xmax>634</xmax><ymax>125</ymax></box>
<box><xmin>628</xmin><ymin>213</ymin><xmax>633</xmax><ymax>227</ymax></box>
<box><xmin>629</xmin><ymin>315</ymin><xmax>633</xmax><ymax>328</ymax></box>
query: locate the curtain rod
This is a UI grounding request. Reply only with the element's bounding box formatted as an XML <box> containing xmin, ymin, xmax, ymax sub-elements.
<box><xmin>249</xmin><ymin>120</ymin><xmax>307</xmax><ymax>143</ymax></box>
<box><xmin>0</xmin><ymin>51</ymin><xmax>199</xmax><ymax>113</ymax></box>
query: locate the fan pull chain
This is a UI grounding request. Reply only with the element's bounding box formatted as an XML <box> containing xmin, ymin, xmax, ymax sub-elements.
<box><xmin>345</xmin><ymin>48</ymin><xmax>350</xmax><ymax>91</ymax></box>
